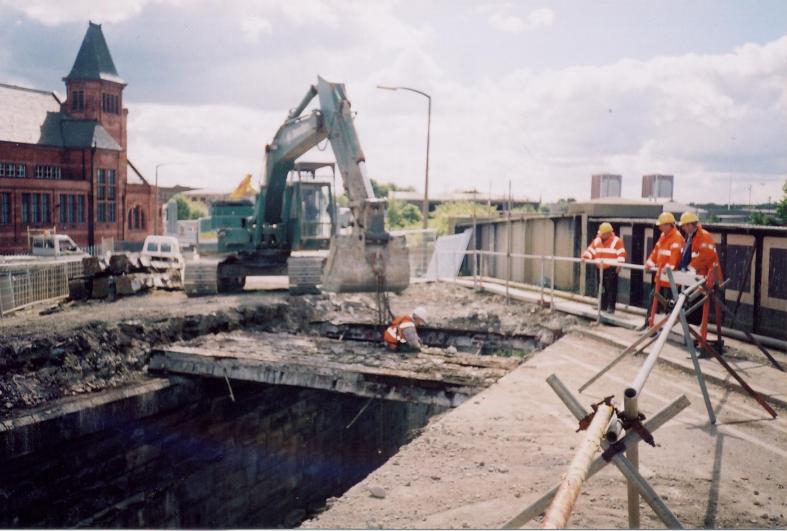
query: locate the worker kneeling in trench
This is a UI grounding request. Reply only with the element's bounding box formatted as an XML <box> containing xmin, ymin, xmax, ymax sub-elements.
<box><xmin>384</xmin><ymin>306</ymin><xmax>428</xmax><ymax>353</ymax></box>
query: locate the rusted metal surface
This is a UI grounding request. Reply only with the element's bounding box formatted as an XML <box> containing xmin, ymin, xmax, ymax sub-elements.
<box><xmin>689</xmin><ymin>327</ymin><xmax>777</xmax><ymax>418</ymax></box>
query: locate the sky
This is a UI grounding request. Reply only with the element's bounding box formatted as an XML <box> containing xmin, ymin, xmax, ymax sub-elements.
<box><xmin>1</xmin><ymin>0</ymin><xmax>786</xmax><ymax>204</ymax></box>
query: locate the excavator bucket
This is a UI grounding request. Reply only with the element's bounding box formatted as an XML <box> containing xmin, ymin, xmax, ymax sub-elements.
<box><xmin>321</xmin><ymin>234</ymin><xmax>410</xmax><ymax>293</ymax></box>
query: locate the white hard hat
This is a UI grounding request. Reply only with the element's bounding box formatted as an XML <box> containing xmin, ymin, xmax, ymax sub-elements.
<box><xmin>412</xmin><ymin>306</ymin><xmax>428</xmax><ymax>323</ymax></box>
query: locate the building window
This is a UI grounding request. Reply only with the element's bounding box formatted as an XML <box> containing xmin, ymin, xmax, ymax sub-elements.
<box><xmin>97</xmin><ymin>169</ymin><xmax>116</xmax><ymax>223</ymax></box>
<box><xmin>102</xmin><ymin>93</ymin><xmax>119</xmax><ymax>114</ymax></box>
<box><xmin>31</xmin><ymin>193</ymin><xmax>39</xmax><ymax>224</ymax></box>
<box><xmin>128</xmin><ymin>205</ymin><xmax>146</xmax><ymax>230</ymax></box>
<box><xmin>59</xmin><ymin>194</ymin><xmax>67</xmax><ymax>224</ymax></box>
<box><xmin>42</xmin><ymin>193</ymin><xmax>50</xmax><ymax>224</ymax></box>
<box><xmin>59</xmin><ymin>194</ymin><xmax>82</xmax><ymax>225</ymax></box>
<box><xmin>21</xmin><ymin>193</ymin><xmax>29</xmax><ymax>224</ymax></box>
<box><xmin>23</xmin><ymin>193</ymin><xmax>51</xmax><ymax>226</ymax></box>
<box><xmin>1</xmin><ymin>192</ymin><xmax>10</xmax><ymax>225</ymax></box>
<box><xmin>0</xmin><ymin>162</ymin><xmax>26</xmax><ymax>178</ymax></box>
<box><xmin>72</xmin><ymin>90</ymin><xmax>85</xmax><ymax>111</ymax></box>
<box><xmin>35</xmin><ymin>165</ymin><xmax>61</xmax><ymax>180</ymax></box>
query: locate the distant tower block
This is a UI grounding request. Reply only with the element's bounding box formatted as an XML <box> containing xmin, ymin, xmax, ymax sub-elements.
<box><xmin>642</xmin><ymin>174</ymin><xmax>674</xmax><ymax>200</ymax></box>
<box><xmin>591</xmin><ymin>174</ymin><xmax>622</xmax><ymax>199</ymax></box>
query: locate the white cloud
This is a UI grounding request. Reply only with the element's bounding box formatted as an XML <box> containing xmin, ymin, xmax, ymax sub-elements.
<box><xmin>240</xmin><ymin>15</ymin><xmax>272</xmax><ymax>43</ymax></box>
<box><xmin>488</xmin><ymin>6</ymin><xmax>555</xmax><ymax>33</ymax></box>
<box><xmin>122</xmin><ymin>34</ymin><xmax>787</xmax><ymax>205</ymax></box>
<box><xmin>0</xmin><ymin>0</ymin><xmax>156</xmax><ymax>25</ymax></box>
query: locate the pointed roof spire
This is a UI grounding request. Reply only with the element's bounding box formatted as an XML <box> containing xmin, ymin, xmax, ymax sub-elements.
<box><xmin>64</xmin><ymin>22</ymin><xmax>124</xmax><ymax>84</ymax></box>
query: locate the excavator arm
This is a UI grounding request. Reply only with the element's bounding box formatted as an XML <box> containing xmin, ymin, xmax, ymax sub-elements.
<box><xmin>257</xmin><ymin>77</ymin><xmax>409</xmax><ymax>293</ymax></box>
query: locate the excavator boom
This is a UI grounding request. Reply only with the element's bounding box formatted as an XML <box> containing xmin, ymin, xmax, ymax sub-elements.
<box><xmin>261</xmin><ymin>77</ymin><xmax>409</xmax><ymax>293</ymax></box>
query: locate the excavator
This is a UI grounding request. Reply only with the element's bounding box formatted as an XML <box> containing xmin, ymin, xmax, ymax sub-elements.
<box><xmin>183</xmin><ymin>77</ymin><xmax>410</xmax><ymax>296</ymax></box>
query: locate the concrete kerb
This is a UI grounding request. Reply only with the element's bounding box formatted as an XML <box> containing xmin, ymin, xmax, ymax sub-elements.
<box><xmin>570</xmin><ymin>326</ymin><xmax>787</xmax><ymax>411</ymax></box>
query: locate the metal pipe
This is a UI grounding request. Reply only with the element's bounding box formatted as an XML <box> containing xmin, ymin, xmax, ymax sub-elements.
<box><xmin>666</xmin><ymin>269</ymin><xmax>717</xmax><ymax>425</ymax></box>
<box><xmin>596</xmin><ymin>272</ymin><xmax>603</xmax><ymax>324</ymax></box>
<box><xmin>546</xmin><ymin>374</ymin><xmax>587</xmax><ymax>419</ymax></box>
<box><xmin>550</xmin><ymin>256</ymin><xmax>556</xmax><ymax>311</ymax></box>
<box><xmin>626</xmin><ymin>287</ymin><xmax>693</xmax><ymax>399</ymax></box>
<box><xmin>541</xmin><ymin>403</ymin><xmax>613</xmax><ymax>529</ymax></box>
<box><xmin>578</xmin><ymin>315</ymin><xmax>667</xmax><ymax>392</ymax></box>
<box><xmin>624</xmin><ymin>393</ymin><xmax>640</xmax><ymax>528</ymax></box>
<box><xmin>605</xmin><ymin>412</ymin><xmax>623</xmax><ymax>442</ymax></box>
<box><xmin>540</xmin><ymin>256</ymin><xmax>545</xmax><ymax>305</ymax></box>
<box><xmin>506</xmin><ymin>384</ymin><xmax>690</xmax><ymax>529</ymax></box>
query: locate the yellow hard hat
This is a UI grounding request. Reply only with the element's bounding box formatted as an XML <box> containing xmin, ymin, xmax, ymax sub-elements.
<box><xmin>679</xmin><ymin>212</ymin><xmax>699</xmax><ymax>225</ymax></box>
<box><xmin>598</xmin><ymin>222</ymin><xmax>613</xmax><ymax>235</ymax></box>
<box><xmin>656</xmin><ymin>212</ymin><xmax>676</xmax><ymax>225</ymax></box>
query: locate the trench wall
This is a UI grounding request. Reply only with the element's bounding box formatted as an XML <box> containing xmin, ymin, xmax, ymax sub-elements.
<box><xmin>0</xmin><ymin>377</ymin><xmax>440</xmax><ymax>528</ymax></box>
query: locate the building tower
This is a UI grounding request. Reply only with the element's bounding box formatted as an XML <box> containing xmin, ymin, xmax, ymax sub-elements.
<box><xmin>62</xmin><ymin>22</ymin><xmax>127</xmax><ymax>150</ymax></box>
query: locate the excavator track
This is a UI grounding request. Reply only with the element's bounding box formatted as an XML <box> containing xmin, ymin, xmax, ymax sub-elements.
<box><xmin>183</xmin><ymin>258</ymin><xmax>221</xmax><ymax>297</ymax></box>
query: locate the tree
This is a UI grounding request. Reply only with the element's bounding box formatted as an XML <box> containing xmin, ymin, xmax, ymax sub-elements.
<box><xmin>428</xmin><ymin>201</ymin><xmax>499</xmax><ymax>235</ymax></box>
<box><xmin>777</xmin><ymin>180</ymin><xmax>787</xmax><ymax>223</ymax></box>
<box><xmin>174</xmin><ymin>195</ymin><xmax>208</xmax><ymax>220</ymax></box>
<box><xmin>386</xmin><ymin>199</ymin><xmax>422</xmax><ymax>230</ymax></box>
<box><xmin>370</xmin><ymin>178</ymin><xmax>415</xmax><ymax>198</ymax></box>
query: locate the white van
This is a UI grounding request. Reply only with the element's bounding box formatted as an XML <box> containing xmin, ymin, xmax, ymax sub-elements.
<box><xmin>31</xmin><ymin>234</ymin><xmax>86</xmax><ymax>258</ymax></box>
<box><xmin>141</xmin><ymin>235</ymin><xmax>184</xmax><ymax>269</ymax></box>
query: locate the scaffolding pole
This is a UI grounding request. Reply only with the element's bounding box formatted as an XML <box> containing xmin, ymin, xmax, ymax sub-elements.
<box><xmin>541</xmin><ymin>403</ymin><xmax>613</xmax><ymax>529</ymax></box>
<box><xmin>504</xmin><ymin>376</ymin><xmax>687</xmax><ymax>529</ymax></box>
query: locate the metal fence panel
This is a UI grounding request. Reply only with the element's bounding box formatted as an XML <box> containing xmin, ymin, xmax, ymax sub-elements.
<box><xmin>0</xmin><ymin>259</ymin><xmax>83</xmax><ymax>317</ymax></box>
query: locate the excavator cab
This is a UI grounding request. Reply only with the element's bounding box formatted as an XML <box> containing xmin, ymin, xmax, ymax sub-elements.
<box><xmin>286</xmin><ymin>162</ymin><xmax>337</xmax><ymax>251</ymax></box>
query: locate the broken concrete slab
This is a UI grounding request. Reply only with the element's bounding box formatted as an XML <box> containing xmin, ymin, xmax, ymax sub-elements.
<box><xmin>149</xmin><ymin>331</ymin><xmax>519</xmax><ymax>407</ymax></box>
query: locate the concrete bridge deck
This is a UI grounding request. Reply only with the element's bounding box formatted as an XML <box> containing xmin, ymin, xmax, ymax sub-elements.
<box><xmin>150</xmin><ymin>331</ymin><xmax>519</xmax><ymax>408</ymax></box>
<box><xmin>302</xmin><ymin>330</ymin><xmax>787</xmax><ymax>529</ymax></box>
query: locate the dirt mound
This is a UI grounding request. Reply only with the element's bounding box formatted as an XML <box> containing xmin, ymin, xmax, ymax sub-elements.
<box><xmin>0</xmin><ymin>302</ymin><xmax>298</xmax><ymax>416</ymax></box>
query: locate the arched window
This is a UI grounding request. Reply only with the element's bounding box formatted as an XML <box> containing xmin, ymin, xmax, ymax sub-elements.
<box><xmin>127</xmin><ymin>205</ymin><xmax>146</xmax><ymax>230</ymax></box>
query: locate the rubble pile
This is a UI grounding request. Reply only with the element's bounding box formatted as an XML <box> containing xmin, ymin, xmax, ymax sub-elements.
<box><xmin>69</xmin><ymin>252</ymin><xmax>183</xmax><ymax>301</ymax></box>
<box><xmin>0</xmin><ymin>282</ymin><xmax>587</xmax><ymax>418</ymax></box>
<box><xmin>0</xmin><ymin>302</ymin><xmax>297</xmax><ymax>416</ymax></box>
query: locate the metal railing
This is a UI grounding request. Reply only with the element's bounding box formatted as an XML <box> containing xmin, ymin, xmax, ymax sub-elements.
<box><xmin>0</xmin><ymin>258</ymin><xmax>84</xmax><ymax>317</ymax></box>
<box><xmin>430</xmin><ymin>246</ymin><xmax>648</xmax><ymax>322</ymax></box>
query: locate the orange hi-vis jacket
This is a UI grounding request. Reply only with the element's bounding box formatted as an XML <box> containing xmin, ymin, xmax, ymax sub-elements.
<box><xmin>581</xmin><ymin>232</ymin><xmax>627</xmax><ymax>270</ymax></box>
<box><xmin>384</xmin><ymin>315</ymin><xmax>416</xmax><ymax>349</ymax></box>
<box><xmin>646</xmin><ymin>226</ymin><xmax>686</xmax><ymax>287</ymax></box>
<box><xmin>688</xmin><ymin>224</ymin><xmax>721</xmax><ymax>278</ymax></box>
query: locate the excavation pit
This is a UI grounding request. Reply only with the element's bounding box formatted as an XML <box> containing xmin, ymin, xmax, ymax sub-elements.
<box><xmin>0</xmin><ymin>283</ymin><xmax>585</xmax><ymax>528</ymax></box>
<box><xmin>0</xmin><ymin>376</ymin><xmax>445</xmax><ymax>528</ymax></box>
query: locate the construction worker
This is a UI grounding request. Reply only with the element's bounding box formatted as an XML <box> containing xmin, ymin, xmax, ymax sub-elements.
<box><xmin>678</xmin><ymin>212</ymin><xmax>720</xmax><ymax>277</ymax></box>
<box><xmin>581</xmin><ymin>222</ymin><xmax>627</xmax><ymax>314</ymax></box>
<box><xmin>384</xmin><ymin>306</ymin><xmax>428</xmax><ymax>352</ymax></box>
<box><xmin>679</xmin><ymin>211</ymin><xmax>722</xmax><ymax>330</ymax></box>
<box><xmin>641</xmin><ymin>212</ymin><xmax>685</xmax><ymax>328</ymax></box>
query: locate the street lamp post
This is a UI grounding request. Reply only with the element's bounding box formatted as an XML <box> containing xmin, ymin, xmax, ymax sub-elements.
<box><xmin>376</xmin><ymin>85</ymin><xmax>431</xmax><ymax>230</ymax></box>
<box><xmin>154</xmin><ymin>162</ymin><xmax>179</xmax><ymax>235</ymax></box>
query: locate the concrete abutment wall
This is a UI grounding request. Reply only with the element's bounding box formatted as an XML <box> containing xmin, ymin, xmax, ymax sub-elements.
<box><xmin>0</xmin><ymin>377</ymin><xmax>442</xmax><ymax>528</ymax></box>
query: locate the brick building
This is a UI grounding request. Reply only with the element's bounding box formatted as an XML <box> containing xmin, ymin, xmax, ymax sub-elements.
<box><xmin>0</xmin><ymin>22</ymin><xmax>156</xmax><ymax>253</ymax></box>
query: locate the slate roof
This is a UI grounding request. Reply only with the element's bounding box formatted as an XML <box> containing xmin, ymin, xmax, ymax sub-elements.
<box><xmin>0</xmin><ymin>82</ymin><xmax>121</xmax><ymax>151</ymax></box>
<box><xmin>64</xmin><ymin>22</ymin><xmax>124</xmax><ymax>84</ymax></box>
